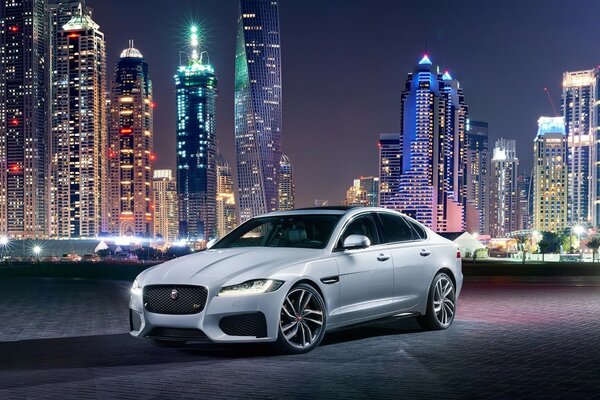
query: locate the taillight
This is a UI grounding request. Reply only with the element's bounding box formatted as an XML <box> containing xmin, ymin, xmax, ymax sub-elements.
<box><xmin>456</xmin><ymin>249</ymin><xmax>461</xmax><ymax>258</ymax></box>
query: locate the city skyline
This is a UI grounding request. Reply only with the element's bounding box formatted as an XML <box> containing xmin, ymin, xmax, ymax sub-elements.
<box><xmin>85</xmin><ymin>0</ymin><xmax>600</xmax><ymax>207</ymax></box>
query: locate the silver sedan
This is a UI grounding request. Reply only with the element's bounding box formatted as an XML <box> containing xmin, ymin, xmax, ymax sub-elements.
<box><xmin>129</xmin><ymin>207</ymin><xmax>462</xmax><ymax>354</ymax></box>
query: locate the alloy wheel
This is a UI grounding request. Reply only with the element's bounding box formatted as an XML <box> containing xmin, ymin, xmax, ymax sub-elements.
<box><xmin>433</xmin><ymin>276</ymin><xmax>455</xmax><ymax>327</ymax></box>
<box><xmin>280</xmin><ymin>287</ymin><xmax>324</xmax><ymax>349</ymax></box>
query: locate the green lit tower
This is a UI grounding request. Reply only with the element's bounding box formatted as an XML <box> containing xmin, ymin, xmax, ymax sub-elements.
<box><xmin>175</xmin><ymin>26</ymin><xmax>217</xmax><ymax>242</ymax></box>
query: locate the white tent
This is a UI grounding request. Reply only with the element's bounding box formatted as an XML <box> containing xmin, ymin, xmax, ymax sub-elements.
<box><xmin>453</xmin><ymin>232</ymin><xmax>486</xmax><ymax>258</ymax></box>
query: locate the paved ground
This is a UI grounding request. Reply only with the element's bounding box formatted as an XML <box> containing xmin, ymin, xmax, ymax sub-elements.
<box><xmin>1</xmin><ymin>276</ymin><xmax>600</xmax><ymax>399</ymax></box>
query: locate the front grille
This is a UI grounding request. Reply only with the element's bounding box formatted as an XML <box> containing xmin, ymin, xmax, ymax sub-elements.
<box><xmin>148</xmin><ymin>327</ymin><xmax>209</xmax><ymax>340</ymax></box>
<box><xmin>129</xmin><ymin>309</ymin><xmax>142</xmax><ymax>331</ymax></box>
<box><xmin>143</xmin><ymin>285</ymin><xmax>207</xmax><ymax>315</ymax></box>
<box><xmin>219</xmin><ymin>312</ymin><xmax>268</xmax><ymax>337</ymax></box>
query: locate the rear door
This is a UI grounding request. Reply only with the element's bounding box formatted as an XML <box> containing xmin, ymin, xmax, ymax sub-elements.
<box><xmin>376</xmin><ymin>212</ymin><xmax>433</xmax><ymax>311</ymax></box>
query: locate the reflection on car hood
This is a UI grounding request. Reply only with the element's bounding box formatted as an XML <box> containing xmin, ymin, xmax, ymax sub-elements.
<box><xmin>141</xmin><ymin>247</ymin><xmax>324</xmax><ymax>286</ymax></box>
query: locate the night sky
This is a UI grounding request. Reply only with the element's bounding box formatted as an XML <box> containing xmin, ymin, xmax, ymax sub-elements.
<box><xmin>90</xmin><ymin>0</ymin><xmax>600</xmax><ymax>207</ymax></box>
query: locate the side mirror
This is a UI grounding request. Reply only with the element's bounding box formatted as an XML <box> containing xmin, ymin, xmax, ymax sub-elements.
<box><xmin>343</xmin><ymin>234</ymin><xmax>370</xmax><ymax>250</ymax></box>
<box><xmin>206</xmin><ymin>239</ymin><xmax>217</xmax><ymax>250</ymax></box>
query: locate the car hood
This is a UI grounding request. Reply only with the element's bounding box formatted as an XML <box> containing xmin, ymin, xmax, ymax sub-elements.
<box><xmin>140</xmin><ymin>247</ymin><xmax>324</xmax><ymax>287</ymax></box>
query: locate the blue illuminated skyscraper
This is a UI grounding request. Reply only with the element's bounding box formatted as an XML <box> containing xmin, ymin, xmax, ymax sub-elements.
<box><xmin>235</xmin><ymin>0</ymin><xmax>282</xmax><ymax>222</ymax></box>
<box><xmin>175</xmin><ymin>26</ymin><xmax>217</xmax><ymax>242</ymax></box>
<box><xmin>386</xmin><ymin>55</ymin><xmax>468</xmax><ymax>232</ymax></box>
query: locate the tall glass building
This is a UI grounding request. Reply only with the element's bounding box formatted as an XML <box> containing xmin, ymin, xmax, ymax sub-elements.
<box><xmin>533</xmin><ymin>117</ymin><xmax>567</xmax><ymax>233</ymax></box>
<box><xmin>109</xmin><ymin>42</ymin><xmax>153</xmax><ymax>237</ymax></box>
<box><xmin>378</xmin><ymin>133</ymin><xmax>402</xmax><ymax>208</ymax></box>
<box><xmin>175</xmin><ymin>26</ymin><xmax>217</xmax><ymax>242</ymax></box>
<box><xmin>465</xmin><ymin>120</ymin><xmax>490</xmax><ymax>234</ymax></box>
<box><xmin>0</xmin><ymin>0</ymin><xmax>48</xmax><ymax>239</ymax></box>
<box><xmin>390</xmin><ymin>55</ymin><xmax>468</xmax><ymax>232</ymax></box>
<box><xmin>50</xmin><ymin>7</ymin><xmax>106</xmax><ymax>238</ymax></box>
<box><xmin>490</xmin><ymin>139</ymin><xmax>519</xmax><ymax>237</ymax></box>
<box><xmin>278</xmin><ymin>153</ymin><xmax>294</xmax><ymax>211</ymax></box>
<box><xmin>562</xmin><ymin>69</ymin><xmax>599</xmax><ymax>228</ymax></box>
<box><xmin>216</xmin><ymin>155</ymin><xmax>237</xmax><ymax>239</ymax></box>
<box><xmin>235</xmin><ymin>0</ymin><xmax>282</xmax><ymax>222</ymax></box>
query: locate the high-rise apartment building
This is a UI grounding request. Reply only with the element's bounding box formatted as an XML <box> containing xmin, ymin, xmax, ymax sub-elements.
<box><xmin>533</xmin><ymin>117</ymin><xmax>568</xmax><ymax>233</ymax></box>
<box><xmin>562</xmin><ymin>69</ymin><xmax>599</xmax><ymax>227</ymax></box>
<box><xmin>490</xmin><ymin>139</ymin><xmax>519</xmax><ymax>237</ymax></box>
<box><xmin>378</xmin><ymin>133</ymin><xmax>401</xmax><ymax>208</ymax></box>
<box><xmin>235</xmin><ymin>0</ymin><xmax>283</xmax><ymax>222</ymax></box>
<box><xmin>389</xmin><ymin>55</ymin><xmax>468</xmax><ymax>232</ymax></box>
<box><xmin>278</xmin><ymin>153</ymin><xmax>294</xmax><ymax>211</ymax></box>
<box><xmin>517</xmin><ymin>174</ymin><xmax>533</xmax><ymax>231</ymax></box>
<box><xmin>175</xmin><ymin>26</ymin><xmax>217</xmax><ymax>242</ymax></box>
<box><xmin>0</xmin><ymin>0</ymin><xmax>48</xmax><ymax>238</ymax></box>
<box><xmin>215</xmin><ymin>155</ymin><xmax>237</xmax><ymax>239</ymax></box>
<box><xmin>108</xmin><ymin>42</ymin><xmax>153</xmax><ymax>237</ymax></box>
<box><xmin>344</xmin><ymin>177</ymin><xmax>379</xmax><ymax>207</ymax></box>
<box><xmin>49</xmin><ymin>8</ymin><xmax>106</xmax><ymax>238</ymax></box>
<box><xmin>152</xmin><ymin>170</ymin><xmax>178</xmax><ymax>244</ymax></box>
<box><xmin>465</xmin><ymin>120</ymin><xmax>490</xmax><ymax>234</ymax></box>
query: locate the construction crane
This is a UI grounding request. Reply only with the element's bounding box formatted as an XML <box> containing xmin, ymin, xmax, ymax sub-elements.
<box><xmin>544</xmin><ymin>87</ymin><xmax>560</xmax><ymax>117</ymax></box>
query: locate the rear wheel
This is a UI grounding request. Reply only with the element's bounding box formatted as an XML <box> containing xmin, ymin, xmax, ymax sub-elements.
<box><xmin>274</xmin><ymin>283</ymin><xmax>326</xmax><ymax>354</ymax></box>
<box><xmin>417</xmin><ymin>272</ymin><xmax>456</xmax><ymax>330</ymax></box>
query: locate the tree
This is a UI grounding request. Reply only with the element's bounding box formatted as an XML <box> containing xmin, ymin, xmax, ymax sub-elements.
<box><xmin>586</xmin><ymin>237</ymin><xmax>600</xmax><ymax>263</ymax></box>
<box><xmin>538</xmin><ymin>231</ymin><xmax>560</xmax><ymax>262</ymax></box>
<box><xmin>513</xmin><ymin>234</ymin><xmax>528</xmax><ymax>264</ymax></box>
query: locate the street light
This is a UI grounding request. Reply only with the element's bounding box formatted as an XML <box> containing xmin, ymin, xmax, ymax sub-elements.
<box><xmin>574</xmin><ymin>225</ymin><xmax>585</xmax><ymax>260</ymax></box>
<box><xmin>0</xmin><ymin>235</ymin><xmax>8</xmax><ymax>260</ymax></box>
<box><xmin>32</xmin><ymin>245</ymin><xmax>42</xmax><ymax>259</ymax></box>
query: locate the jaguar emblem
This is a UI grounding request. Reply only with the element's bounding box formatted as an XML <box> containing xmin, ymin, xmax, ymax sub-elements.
<box><xmin>170</xmin><ymin>289</ymin><xmax>178</xmax><ymax>300</ymax></box>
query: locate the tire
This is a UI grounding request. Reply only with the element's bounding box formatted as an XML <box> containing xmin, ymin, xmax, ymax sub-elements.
<box><xmin>274</xmin><ymin>283</ymin><xmax>327</xmax><ymax>354</ymax></box>
<box><xmin>149</xmin><ymin>338</ymin><xmax>187</xmax><ymax>347</ymax></box>
<box><xmin>417</xmin><ymin>272</ymin><xmax>456</xmax><ymax>330</ymax></box>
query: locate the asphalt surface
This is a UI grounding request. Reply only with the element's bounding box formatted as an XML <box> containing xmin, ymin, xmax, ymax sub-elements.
<box><xmin>1</xmin><ymin>276</ymin><xmax>600</xmax><ymax>399</ymax></box>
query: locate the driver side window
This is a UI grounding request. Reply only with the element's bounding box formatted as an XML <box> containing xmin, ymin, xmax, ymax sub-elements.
<box><xmin>338</xmin><ymin>214</ymin><xmax>380</xmax><ymax>248</ymax></box>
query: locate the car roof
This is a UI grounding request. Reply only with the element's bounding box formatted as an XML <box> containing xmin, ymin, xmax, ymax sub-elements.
<box><xmin>258</xmin><ymin>206</ymin><xmax>407</xmax><ymax>218</ymax></box>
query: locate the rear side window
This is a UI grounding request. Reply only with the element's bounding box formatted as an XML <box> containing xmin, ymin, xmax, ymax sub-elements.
<box><xmin>406</xmin><ymin>219</ymin><xmax>427</xmax><ymax>240</ymax></box>
<box><xmin>377</xmin><ymin>213</ymin><xmax>414</xmax><ymax>243</ymax></box>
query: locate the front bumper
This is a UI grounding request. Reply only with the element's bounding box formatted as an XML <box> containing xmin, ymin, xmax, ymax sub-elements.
<box><xmin>129</xmin><ymin>285</ymin><xmax>284</xmax><ymax>343</ymax></box>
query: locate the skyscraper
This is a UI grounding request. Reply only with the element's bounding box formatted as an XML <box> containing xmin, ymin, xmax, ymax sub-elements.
<box><xmin>278</xmin><ymin>153</ymin><xmax>294</xmax><ymax>211</ymax></box>
<box><xmin>235</xmin><ymin>0</ymin><xmax>283</xmax><ymax>222</ymax></box>
<box><xmin>344</xmin><ymin>177</ymin><xmax>379</xmax><ymax>207</ymax></box>
<box><xmin>378</xmin><ymin>133</ymin><xmax>401</xmax><ymax>208</ymax></box>
<box><xmin>562</xmin><ymin>69</ymin><xmax>599</xmax><ymax>228</ymax></box>
<box><xmin>215</xmin><ymin>155</ymin><xmax>237</xmax><ymax>239</ymax></box>
<box><xmin>108</xmin><ymin>41</ymin><xmax>153</xmax><ymax>237</ymax></box>
<box><xmin>175</xmin><ymin>26</ymin><xmax>217</xmax><ymax>242</ymax></box>
<box><xmin>48</xmin><ymin>1</ymin><xmax>91</xmax><ymax>237</ymax></box>
<box><xmin>533</xmin><ymin>117</ymin><xmax>567</xmax><ymax>233</ymax></box>
<box><xmin>490</xmin><ymin>139</ymin><xmax>519</xmax><ymax>237</ymax></box>
<box><xmin>49</xmin><ymin>7</ymin><xmax>106</xmax><ymax>238</ymax></box>
<box><xmin>517</xmin><ymin>174</ymin><xmax>533</xmax><ymax>231</ymax></box>
<box><xmin>153</xmin><ymin>169</ymin><xmax>178</xmax><ymax>244</ymax></box>
<box><xmin>389</xmin><ymin>55</ymin><xmax>468</xmax><ymax>232</ymax></box>
<box><xmin>465</xmin><ymin>120</ymin><xmax>490</xmax><ymax>234</ymax></box>
<box><xmin>0</xmin><ymin>0</ymin><xmax>48</xmax><ymax>239</ymax></box>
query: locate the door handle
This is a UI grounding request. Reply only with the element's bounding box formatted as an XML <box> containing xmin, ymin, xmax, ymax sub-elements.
<box><xmin>420</xmin><ymin>249</ymin><xmax>431</xmax><ymax>257</ymax></box>
<box><xmin>377</xmin><ymin>254</ymin><xmax>390</xmax><ymax>262</ymax></box>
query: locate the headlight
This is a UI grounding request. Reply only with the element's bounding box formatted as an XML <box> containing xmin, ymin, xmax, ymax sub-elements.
<box><xmin>131</xmin><ymin>279</ymin><xmax>142</xmax><ymax>295</ymax></box>
<box><xmin>219</xmin><ymin>279</ymin><xmax>283</xmax><ymax>297</ymax></box>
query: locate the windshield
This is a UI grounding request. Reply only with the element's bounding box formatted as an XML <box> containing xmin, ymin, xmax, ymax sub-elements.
<box><xmin>212</xmin><ymin>214</ymin><xmax>341</xmax><ymax>249</ymax></box>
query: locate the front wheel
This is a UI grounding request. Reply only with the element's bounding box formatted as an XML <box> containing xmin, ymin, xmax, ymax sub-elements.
<box><xmin>417</xmin><ymin>272</ymin><xmax>456</xmax><ymax>330</ymax></box>
<box><xmin>274</xmin><ymin>283</ymin><xmax>326</xmax><ymax>354</ymax></box>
